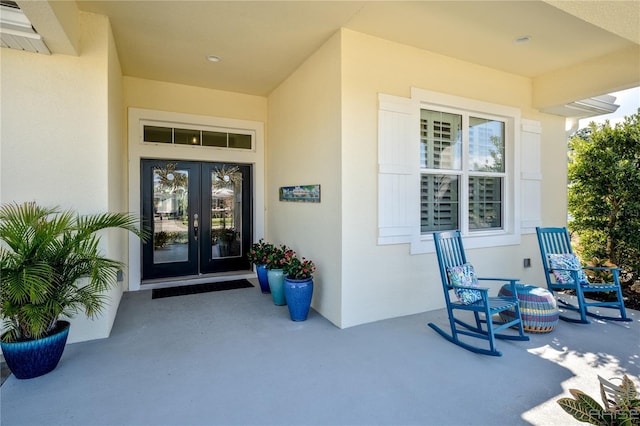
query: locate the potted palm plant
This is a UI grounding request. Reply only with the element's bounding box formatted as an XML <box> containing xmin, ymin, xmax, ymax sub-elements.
<box><xmin>282</xmin><ymin>252</ymin><xmax>316</xmax><ymax>321</ymax></box>
<box><xmin>0</xmin><ymin>202</ymin><xmax>147</xmax><ymax>379</ymax></box>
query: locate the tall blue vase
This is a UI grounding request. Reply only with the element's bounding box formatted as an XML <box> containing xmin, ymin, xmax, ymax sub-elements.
<box><xmin>283</xmin><ymin>277</ymin><xmax>313</xmax><ymax>321</ymax></box>
<box><xmin>256</xmin><ymin>264</ymin><xmax>270</xmax><ymax>293</ymax></box>
<box><xmin>1</xmin><ymin>321</ymin><xmax>70</xmax><ymax>379</ymax></box>
<box><xmin>267</xmin><ymin>269</ymin><xmax>286</xmax><ymax>305</ymax></box>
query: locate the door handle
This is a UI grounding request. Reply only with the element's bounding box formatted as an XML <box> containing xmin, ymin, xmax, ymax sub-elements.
<box><xmin>193</xmin><ymin>213</ymin><xmax>199</xmax><ymax>240</ymax></box>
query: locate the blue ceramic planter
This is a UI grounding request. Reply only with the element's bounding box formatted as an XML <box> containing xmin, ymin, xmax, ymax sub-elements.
<box><xmin>267</xmin><ymin>269</ymin><xmax>286</xmax><ymax>305</ymax></box>
<box><xmin>1</xmin><ymin>321</ymin><xmax>70</xmax><ymax>380</ymax></box>
<box><xmin>256</xmin><ymin>264</ymin><xmax>270</xmax><ymax>293</ymax></box>
<box><xmin>284</xmin><ymin>277</ymin><xmax>313</xmax><ymax>321</ymax></box>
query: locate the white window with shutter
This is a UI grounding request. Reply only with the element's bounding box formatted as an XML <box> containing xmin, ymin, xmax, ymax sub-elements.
<box><xmin>378</xmin><ymin>88</ymin><xmax>537</xmax><ymax>253</ymax></box>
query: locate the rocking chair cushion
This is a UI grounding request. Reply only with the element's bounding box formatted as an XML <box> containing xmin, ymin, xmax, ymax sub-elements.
<box><xmin>447</xmin><ymin>263</ymin><xmax>482</xmax><ymax>304</ymax></box>
<box><xmin>547</xmin><ymin>253</ymin><xmax>590</xmax><ymax>286</ymax></box>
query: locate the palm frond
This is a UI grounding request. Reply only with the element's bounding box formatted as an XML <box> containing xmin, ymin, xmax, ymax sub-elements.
<box><xmin>1</xmin><ymin>202</ymin><xmax>145</xmax><ymax>341</ymax></box>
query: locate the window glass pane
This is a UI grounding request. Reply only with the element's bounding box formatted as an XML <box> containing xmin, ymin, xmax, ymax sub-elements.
<box><xmin>144</xmin><ymin>126</ymin><xmax>172</xmax><ymax>144</ymax></box>
<box><xmin>202</xmin><ymin>131</ymin><xmax>227</xmax><ymax>147</ymax></box>
<box><xmin>420</xmin><ymin>174</ymin><xmax>459</xmax><ymax>232</ymax></box>
<box><xmin>174</xmin><ymin>128</ymin><xmax>200</xmax><ymax>145</ymax></box>
<box><xmin>469</xmin><ymin>117</ymin><xmax>504</xmax><ymax>172</ymax></box>
<box><xmin>228</xmin><ymin>133</ymin><xmax>252</xmax><ymax>149</ymax></box>
<box><xmin>469</xmin><ymin>176</ymin><xmax>502</xmax><ymax>230</ymax></box>
<box><xmin>420</xmin><ymin>110</ymin><xmax>462</xmax><ymax>170</ymax></box>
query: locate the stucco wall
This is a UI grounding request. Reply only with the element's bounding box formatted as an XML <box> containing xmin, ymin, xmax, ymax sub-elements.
<box><xmin>338</xmin><ymin>29</ymin><xmax>568</xmax><ymax>327</ymax></box>
<box><xmin>267</xmin><ymin>32</ymin><xmax>343</xmax><ymax>327</ymax></box>
<box><xmin>123</xmin><ymin>77</ymin><xmax>267</xmax><ymax>124</ymax></box>
<box><xmin>0</xmin><ymin>12</ymin><xmax>124</xmax><ymax>343</ymax></box>
<box><xmin>105</xmin><ymin>12</ymin><xmax>126</xmax><ymax>342</ymax></box>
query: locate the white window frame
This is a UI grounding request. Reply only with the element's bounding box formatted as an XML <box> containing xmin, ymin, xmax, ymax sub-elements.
<box><xmin>377</xmin><ymin>88</ymin><xmax>531</xmax><ymax>254</ymax></box>
<box><xmin>412</xmin><ymin>88</ymin><xmax>521</xmax><ymax>253</ymax></box>
<box><xmin>420</xmin><ymin>107</ymin><xmax>508</xmax><ymax>234</ymax></box>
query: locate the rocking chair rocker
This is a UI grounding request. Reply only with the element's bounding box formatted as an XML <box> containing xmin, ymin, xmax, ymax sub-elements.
<box><xmin>428</xmin><ymin>231</ymin><xmax>529</xmax><ymax>356</ymax></box>
<box><xmin>536</xmin><ymin>227</ymin><xmax>630</xmax><ymax>324</ymax></box>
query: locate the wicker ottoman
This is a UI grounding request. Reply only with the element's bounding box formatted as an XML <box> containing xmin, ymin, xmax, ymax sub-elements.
<box><xmin>498</xmin><ymin>284</ymin><xmax>559</xmax><ymax>333</ymax></box>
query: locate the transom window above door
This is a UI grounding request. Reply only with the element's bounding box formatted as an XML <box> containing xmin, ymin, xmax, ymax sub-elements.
<box><xmin>143</xmin><ymin>124</ymin><xmax>253</xmax><ymax>150</ymax></box>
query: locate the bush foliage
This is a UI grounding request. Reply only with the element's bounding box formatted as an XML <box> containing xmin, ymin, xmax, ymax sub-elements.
<box><xmin>568</xmin><ymin>109</ymin><xmax>640</xmax><ymax>284</ymax></box>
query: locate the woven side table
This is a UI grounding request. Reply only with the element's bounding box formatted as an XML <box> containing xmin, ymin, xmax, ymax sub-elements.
<box><xmin>498</xmin><ymin>284</ymin><xmax>559</xmax><ymax>333</ymax></box>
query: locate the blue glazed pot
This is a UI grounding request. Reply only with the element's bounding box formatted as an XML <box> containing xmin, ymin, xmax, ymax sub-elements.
<box><xmin>284</xmin><ymin>277</ymin><xmax>313</xmax><ymax>321</ymax></box>
<box><xmin>267</xmin><ymin>269</ymin><xmax>286</xmax><ymax>305</ymax></box>
<box><xmin>1</xmin><ymin>321</ymin><xmax>70</xmax><ymax>380</ymax></box>
<box><xmin>256</xmin><ymin>264</ymin><xmax>270</xmax><ymax>293</ymax></box>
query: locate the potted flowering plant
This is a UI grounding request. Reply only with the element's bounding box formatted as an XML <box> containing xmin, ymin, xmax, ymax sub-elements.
<box><xmin>247</xmin><ymin>239</ymin><xmax>275</xmax><ymax>293</ymax></box>
<box><xmin>283</xmin><ymin>255</ymin><xmax>316</xmax><ymax>280</ymax></box>
<box><xmin>247</xmin><ymin>238</ymin><xmax>273</xmax><ymax>266</ymax></box>
<box><xmin>264</xmin><ymin>244</ymin><xmax>292</xmax><ymax>305</ymax></box>
<box><xmin>264</xmin><ymin>244</ymin><xmax>292</xmax><ymax>270</ymax></box>
<box><xmin>282</xmin><ymin>251</ymin><xmax>316</xmax><ymax>321</ymax></box>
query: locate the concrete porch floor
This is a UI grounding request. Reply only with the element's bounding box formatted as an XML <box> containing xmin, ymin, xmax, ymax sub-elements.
<box><xmin>1</xmin><ymin>279</ymin><xmax>638</xmax><ymax>426</ymax></box>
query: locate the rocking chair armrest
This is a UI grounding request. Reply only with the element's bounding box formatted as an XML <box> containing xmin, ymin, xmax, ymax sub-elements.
<box><xmin>582</xmin><ymin>266</ymin><xmax>621</xmax><ymax>272</ymax></box>
<box><xmin>477</xmin><ymin>277</ymin><xmax>520</xmax><ymax>284</ymax></box>
<box><xmin>548</xmin><ymin>267</ymin><xmax>580</xmax><ymax>272</ymax></box>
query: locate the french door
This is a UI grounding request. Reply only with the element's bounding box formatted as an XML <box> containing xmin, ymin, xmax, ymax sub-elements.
<box><xmin>141</xmin><ymin>160</ymin><xmax>252</xmax><ymax>280</ymax></box>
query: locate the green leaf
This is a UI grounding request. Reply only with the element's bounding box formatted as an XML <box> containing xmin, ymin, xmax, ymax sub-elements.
<box><xmin>558</xmin><ymin>390</ymin><xmax>607</xmax><ymax>425</ymax></box>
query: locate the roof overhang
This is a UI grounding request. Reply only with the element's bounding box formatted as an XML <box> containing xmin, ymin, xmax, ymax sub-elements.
<box><xmin>0</xmin><ymin>1</ymin><xmax>49</xmax><ymax>54</ymax></box>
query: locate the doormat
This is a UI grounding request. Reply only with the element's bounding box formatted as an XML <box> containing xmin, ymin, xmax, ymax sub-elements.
<box><xmin>152</xmin><ymin>279</ymin><xmax>254</xmax><ymax>299</ymax></box>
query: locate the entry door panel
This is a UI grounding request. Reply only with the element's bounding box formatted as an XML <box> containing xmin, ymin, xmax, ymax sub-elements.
<box><xmin>141</xmin><ymin>160</ymin><xmax>252</xmax><ymax>280</ymax></box>
<box><xmin>200</xmin><ymin>163</ymin><xmax>252</xmax><ymax>274</ymax></box>
<box><xmin>142</xmin><ymin>161</ymin><xmax>200</xmax><ymax>280</ymax></box>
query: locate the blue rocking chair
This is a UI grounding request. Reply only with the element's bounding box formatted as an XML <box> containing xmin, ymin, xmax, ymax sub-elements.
<box><xmin>536</xmin><ymin>227</ymin><xmax>630</xmax><ymax>324</ymax></box>
<box><xmin>428</xmin><ymin>231</ymin><xmax>529</xmax><ymax>356</ymax></box>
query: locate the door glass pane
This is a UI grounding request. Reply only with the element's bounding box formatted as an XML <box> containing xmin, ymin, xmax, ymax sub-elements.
<box><xmin>210</xmin><ymin>165</ymin><xmax>242</xmax><ymax>259</ymax></box>
<box><xmin>153</xmin><ymin>164</ymin><xmax>189</xmax><ymax>263</ymax></box>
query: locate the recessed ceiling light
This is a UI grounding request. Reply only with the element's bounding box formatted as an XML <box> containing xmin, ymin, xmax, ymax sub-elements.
<box><xmin>514</xmin><ymin>35</ymin><xmax>531</xmax><ymax>44</ymax></box>
<box><xmin>207</xmin><ymin>55</ymin><xmax>221</xmax><ymax>62</ymax></box>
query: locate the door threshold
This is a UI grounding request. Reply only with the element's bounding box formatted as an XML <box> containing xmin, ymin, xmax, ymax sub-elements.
<box><xmin>140</xmin><ymin>270</ymin><xmax>255</xmax><ymax>290</ymax></box>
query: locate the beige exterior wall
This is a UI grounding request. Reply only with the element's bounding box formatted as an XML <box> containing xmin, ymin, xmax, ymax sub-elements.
<box><xmin>267</xmin><ymin>32</ymin><xmax>343</xmax><ymax>327</ymax></box>
<box><xmin>265</xmin><ymin>28</ymin><xmax>569</xmax><ymax>329</ymax></box>
<box><xmin>0</xmin><ymin>16</ymin><xmax>576</xmax><ymax>339</ymax></box>
<box><xmin>338</xmin><ymin>29</ymin><xmax>568</xmax><ymax>327</ymax></box>
<box><xmin>123</xmin><ymin>77</ymin><xmax>267</xmax><ymax>124</ymax></box>
<box><xmin>105</xmin><ymin>12</ymin><xmax>126</xmax><ymax>340</ymax></box>
<box><xmin>0</xmin><ymin>12</ymin><xmax>124</xmax><ymax>343</ymax></box>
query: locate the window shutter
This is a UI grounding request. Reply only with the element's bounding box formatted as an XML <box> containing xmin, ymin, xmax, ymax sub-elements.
<box><xmin>520</xmin><ymin>119</ymin><xmax>542</xmax><ymax>233</ymax></box>
<box><xmin>378</xmin><ymin>94</ymin><xmax>420</xmax><ymax>245</ymax></box>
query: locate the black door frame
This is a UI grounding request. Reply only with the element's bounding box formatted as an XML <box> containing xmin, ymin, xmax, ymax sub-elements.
<box><xmin>141</xmin><ymin>159</ymin><xmax>252</xmax><ymax>280</ymax></box>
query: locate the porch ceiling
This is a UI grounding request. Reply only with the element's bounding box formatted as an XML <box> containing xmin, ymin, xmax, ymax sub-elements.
<box><xmin>18</xmin><ymin>1</ymin><xmax>640</xmax><ymax>100</ymax></box>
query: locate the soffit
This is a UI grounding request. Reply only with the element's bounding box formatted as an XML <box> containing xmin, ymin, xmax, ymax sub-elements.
<box><xmin>33</xmin><ymin>1</ymin><xmax>640</xmax><ymax>97</ymax></box>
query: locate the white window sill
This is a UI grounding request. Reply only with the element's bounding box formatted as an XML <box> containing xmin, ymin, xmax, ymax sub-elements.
<box><xmin>410</xmin><ymin>232</ymin><xmax>521</xmax><ymax>255</ymax></box>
